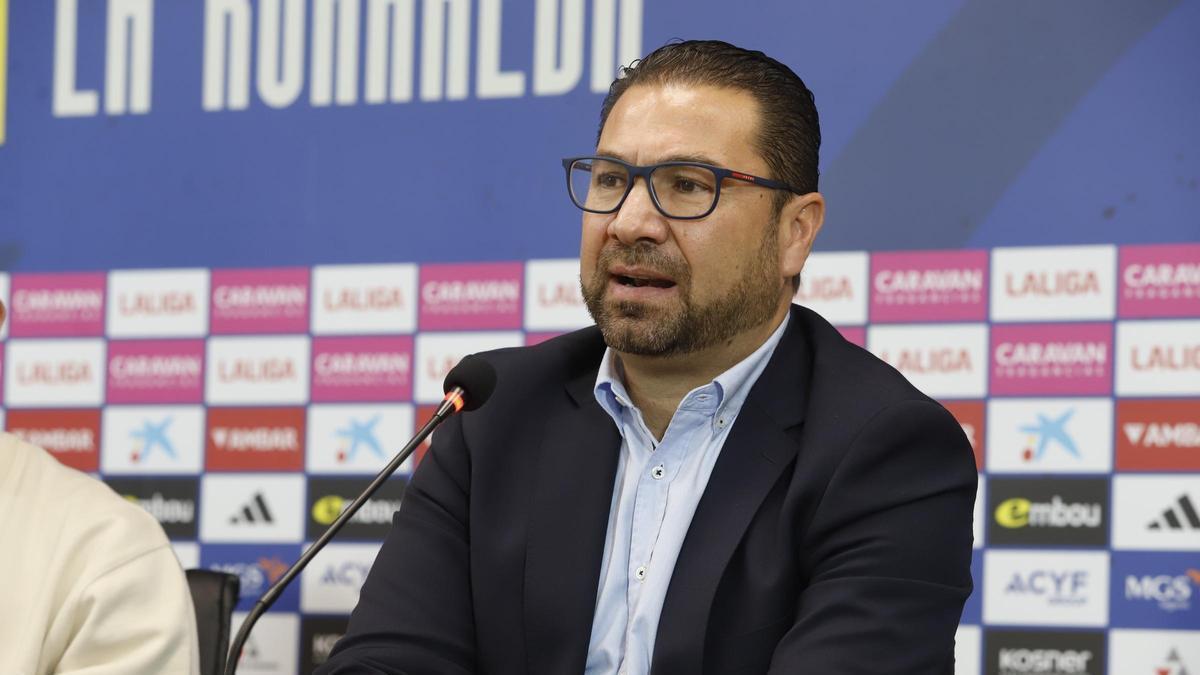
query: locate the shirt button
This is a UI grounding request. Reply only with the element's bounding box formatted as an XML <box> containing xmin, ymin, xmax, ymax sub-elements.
<box><xmin>635</xmin><ymin>565</ymin><xmax>647</xmax><ymax>581</ymax></box>
<box><xmin>651</xmin><ymin>464</ymin><xmax>665</xmax><ymax>480</ymax></box>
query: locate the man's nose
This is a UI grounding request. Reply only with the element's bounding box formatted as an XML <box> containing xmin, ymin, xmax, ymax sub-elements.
<box><xmin>608</xmin><ymin>177</ymin><xmax>670</xmax><ymax>245</ymax></box>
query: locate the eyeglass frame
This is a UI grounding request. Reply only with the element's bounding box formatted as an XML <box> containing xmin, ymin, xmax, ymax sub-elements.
<box><xmin>561</xmin><ymin>155</ymin><xmax>806</xmax><ymax>221</ymax></box>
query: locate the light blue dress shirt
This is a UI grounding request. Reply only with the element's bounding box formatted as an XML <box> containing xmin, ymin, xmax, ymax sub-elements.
<box><xmin>584</xmin><ymin>314</ymin><xmax>790</xmax><ymax>675</ymax></box>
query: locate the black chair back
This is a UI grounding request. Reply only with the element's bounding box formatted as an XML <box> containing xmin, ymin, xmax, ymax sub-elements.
<box><xmin>186</xmin><ymin>568</ymin><xmax>241</xmax><ymax>675</ymax></box>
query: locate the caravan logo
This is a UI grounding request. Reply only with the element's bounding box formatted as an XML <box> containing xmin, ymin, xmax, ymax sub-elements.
<box><xmin>869</xmin><ymin>250</ymin><xmax>987</xmax><ymax>322</ymax></box>
<box><xmin>106</xmin><ymin>340</ymin><xmax>204</xmax><ymax>403</ymax></box>
<box><xmin>1119</xmin><ymin>243</ymin><xmax>1200</xmax><ymax>318</ymax></box>
<box><xmin>311</xmin><ymin>336</ymin><xmax>413</xmax><ymax>402</ymax></box>
<box><xmin>210</xmin><ymin>268</ymin><xmax>309</xmax><ymax>334</ymax></box>
<box><xmin>990</xmin><ymin>324</ymin><xmax>1112</xmax><ymax>395</ymax></box>
<box><xmin>419</xmin><ymin>262</ymin><xmax>523</xmax><ymax>330</ymax></box>
<box><xmin>9</xmin><ymin>273</ymin><xmax>106</xmax><ymax>337</ymax></box>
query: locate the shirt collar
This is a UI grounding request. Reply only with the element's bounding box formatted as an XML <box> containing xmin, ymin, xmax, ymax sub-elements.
<box><xmin>593</xmin><ymin>312</ymin><xmax>791</xmax><ymax>425</ymax></box>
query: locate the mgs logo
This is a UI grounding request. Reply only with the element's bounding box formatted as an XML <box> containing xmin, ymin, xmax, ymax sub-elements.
<box><xmin>1125</xmin><ymin>570</ymin><xmax>1200</xmax><ymax>613</ymax></box>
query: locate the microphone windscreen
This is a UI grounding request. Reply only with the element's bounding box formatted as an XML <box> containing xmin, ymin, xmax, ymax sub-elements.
<box><xmin>443</xmin><ymin>354</ymin><xmax>498</xmax><ymax>411</ymax></box>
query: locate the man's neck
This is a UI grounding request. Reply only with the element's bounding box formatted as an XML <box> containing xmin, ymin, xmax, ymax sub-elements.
<box><xmin>616</xmin><ymin>303</ymin><xmax>790</xmax><ymax>440</ymax></box>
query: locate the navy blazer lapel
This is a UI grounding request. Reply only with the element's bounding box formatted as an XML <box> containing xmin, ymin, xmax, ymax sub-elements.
<box><xmin>652</xmin><ymin>311</ymin><xmax>812</xmax><ymax>673</ymax></box>
<box><xmin>523</xmin><ymin>368</ymin><xmax>622</xmax><ymax>675</ymax></box>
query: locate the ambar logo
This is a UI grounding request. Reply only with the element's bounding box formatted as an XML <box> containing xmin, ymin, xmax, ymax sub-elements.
<box><xmin>206</xmin><ymin>408</ymin><xmax>305</xmax><ymax>471</ymax></box>
<box><xmin>942</xmin><ymin>400</ymin><xmax>985</xmax><ymax>470</ymax></box>
<box><xmin>6</xmin><ymin>409</ymin><xmax>101</xmax><ymax>471</ymax></box>
<box><xmin>1117</xmin><ymin>400</ymin><xmax>1200</xmax><ymax>471</ymax></box>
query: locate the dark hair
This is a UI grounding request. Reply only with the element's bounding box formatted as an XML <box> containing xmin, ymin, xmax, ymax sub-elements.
<box><xmin>598</xmin><ymin>39</ymin><xmax>821</xmax><ymax>217</ymax></box>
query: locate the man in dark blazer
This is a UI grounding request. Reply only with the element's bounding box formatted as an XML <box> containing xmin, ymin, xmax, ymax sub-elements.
<box><xmin>318</xmin><ymin>40</ymin><xmax>976</xmax><ymax>675</ymax></box>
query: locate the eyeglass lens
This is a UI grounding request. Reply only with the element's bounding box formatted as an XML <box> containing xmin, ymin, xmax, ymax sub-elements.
<box><xmin>569</xmin><ymin>158</ymin><xmax>719</xmax><ymax>218</ymax></box>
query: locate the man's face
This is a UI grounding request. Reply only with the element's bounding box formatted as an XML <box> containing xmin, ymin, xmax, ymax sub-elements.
<box><xmin>579</xmin><ymin>83</ymin><xmax>790</xmax><ymax>356</ymax></box>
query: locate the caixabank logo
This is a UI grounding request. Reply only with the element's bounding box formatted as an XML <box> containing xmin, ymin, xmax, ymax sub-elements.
<box><xmin>986</xmin><ymin>478</ymin><xmax>1109</xmax><ymax>547</ymax></box>
<box><xmin>103</xmin><ymin>476</ymin><xmax>199</xmax><ymax>540</ymax></box>
<box><xmin>305</xmin><ymin>476</ymin><xmax>406</xmax><ymax>540</ymax></box>
<box><xmin>306</xmin><ymin>404</ymin><xmax>415</xmax><ymax>474</ymax></box>
<box><xmin>101</xmin><ymin>405</ymin><xmax>205</xmax><ymax>474</ymax></box>
<box><xmin>983</xmin><ymin>629</ymin><xmax>1104</xmax><ymax>675</ymax></box>
<box><xmin>1110</xmin><ymin>551</ymin><xmax>1200</xmax><ymax>629</ymax></box>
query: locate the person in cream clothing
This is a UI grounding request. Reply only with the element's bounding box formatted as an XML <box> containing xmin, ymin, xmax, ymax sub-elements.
<box><xmin>0</xmin><ymin>300</ymin><xmax>200</xmax><ymax>675</ymax></box>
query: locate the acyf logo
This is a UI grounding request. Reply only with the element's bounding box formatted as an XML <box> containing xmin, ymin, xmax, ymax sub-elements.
<box><xmin>1005</xmin><ymin>570</ymin><xmax>1088</xmax><ymax>606</ymax></box>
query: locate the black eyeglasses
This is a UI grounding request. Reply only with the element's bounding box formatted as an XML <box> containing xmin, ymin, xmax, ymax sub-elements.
<box><xmin>562</xmin><ymin>155</ymin><xmax>803</xmax><ymax>220</ymax></box>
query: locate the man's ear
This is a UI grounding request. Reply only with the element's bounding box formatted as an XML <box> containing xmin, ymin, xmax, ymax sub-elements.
<box><xmin>779</xmin><ymin>192</ymin><xmax>825</xmax><ymax>278</ymax></box>
<box><xmin>0</xmin><ymin>300</ymin><xmax>6</xmax><ymax>330</ymax></box>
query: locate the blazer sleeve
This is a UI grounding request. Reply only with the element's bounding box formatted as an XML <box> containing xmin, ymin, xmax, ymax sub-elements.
<box><xmin>768</xmin><ymin>398</ymin><xmax>978</xmax><ymax>675</ymax></box>
<box><xmin>316</xmin><ymin>414</ymin><xmax>477</xmax><ymax>675</ymax></box>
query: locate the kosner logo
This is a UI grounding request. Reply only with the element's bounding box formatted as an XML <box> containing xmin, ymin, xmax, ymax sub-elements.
<box><xmin>996</xmin><ymin>649</ymin><xmax>1094</xmax><ymax>674</ymax></box>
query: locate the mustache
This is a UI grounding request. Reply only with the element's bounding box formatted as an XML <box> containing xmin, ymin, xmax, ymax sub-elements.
<box><xmin>595</xmin><ymin>242</ymin><xmax>690</xmax><ymax>282</ymax></box>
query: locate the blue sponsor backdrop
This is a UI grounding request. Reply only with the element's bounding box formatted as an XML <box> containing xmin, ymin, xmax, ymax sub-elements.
<box><xmin>1</xmin><ymin>0</ymin><xmax>1198</xmax><ymax>272</ymax></box>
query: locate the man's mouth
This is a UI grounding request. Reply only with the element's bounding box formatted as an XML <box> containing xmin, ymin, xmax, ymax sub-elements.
<box><xmin>613</xmin><ymin>274</ymin><xmax>676</xmax><ymax>289</ymax></box>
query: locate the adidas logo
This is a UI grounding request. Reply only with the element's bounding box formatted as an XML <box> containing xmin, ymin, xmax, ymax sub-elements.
<box><xmin>230</xmin><ymin>492</ymin><xmax>275</xmax><ymax>525</ymax></box>
<box><xmin>1148</xmin><ymin>494</ymin><xmax>1200</xmax><ymax>531</ymax></box>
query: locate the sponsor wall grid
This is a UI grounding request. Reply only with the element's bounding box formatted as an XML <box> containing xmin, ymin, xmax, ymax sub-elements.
<box><xmin>0</xmin><ymin>244</ymin><xmax>1197</xmax><ymax>674</ymax></box>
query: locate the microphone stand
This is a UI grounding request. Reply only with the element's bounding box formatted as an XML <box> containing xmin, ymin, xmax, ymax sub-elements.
<box><xmin>222</xmin><ymin>390</ymin><xmax>467</xmax><ymax>675</ymax></box>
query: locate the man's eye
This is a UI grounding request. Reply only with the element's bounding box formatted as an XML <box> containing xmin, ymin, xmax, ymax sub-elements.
<box><xmin>673</xmin><ymin>177</ymin><xmax>711</xmax><ymax>193</ymax></box>
<box><xmin>596</xmin><ymin>173</ymin><xmax>626</xmax><ymax>189</ymax></box>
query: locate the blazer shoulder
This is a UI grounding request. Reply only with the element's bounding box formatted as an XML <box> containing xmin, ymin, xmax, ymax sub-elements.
<box><xmin>793</xmin><ymin>305</ymin><xmax>946</xmax><ymax>423</ymax></box>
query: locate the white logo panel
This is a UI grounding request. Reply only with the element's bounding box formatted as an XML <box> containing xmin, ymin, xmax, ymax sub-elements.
<box><xmin>524</xmin><ymin>259</ymin><xmax>591</xmax><ymax>331</ymax></box>
<box><xmin>231</xmin><ymin>612</ymin><xmax>299</xmax><ymax>674</ymax></box>
<box><xmin>793</xmin><ymin>251</ymin><xmax>869</xmax><ymax>325</ymax></box>
<box><xmin>172</xmin><ymin>542</ymin><xmax>201</xmax><ymax>570</ymax></box>
<box><xmin>311</xmin><ymin>264</ymin><xmax>418</xmax><ymax>335</ymax></box>
<box><xmin>306</xmin><ymin>404</ymin><xmax>415</xmax><ymax>474</ymax></box>
<box><xmin>414</xmin><ymin>332</ymin><xmax>522</xmax><ymax>403</ymax></box>
<box><xmin>1116</xmin><ymin>320</ymin><xmax>1200</xmax><ymax>395</ymax></box>
<box><xmin>867</xmin><ymin>324</ymin><xmax>988</xmax><ymax>398</ymax></box>
<box><xmin>991</xmin><ymin>245</ymin><xmax>1116</xmax><ymax>321</ymax></box>
<box><xmin>1108</xmin><ymin>629</ymin><xmax>1200</xmax><ymax>675</ymax></box>
<box><xmin>985</xmin><ymin>398</ymin><xmax>1113</xmax><ymax>473</ymax></box>
<box><xmin>982</xmin><ymin>550</ymin><xmax>1109</xmax><ymax>627</ymax></box>
<box><xmin>954</xmin><ymin>625</ymin><xmax>981</xmax><ymax>675</ymax></box>
<box><xmin>101</xmin><ymin>405</ymin><xmax>205</xmax><ymax>474</ymax></box>
<box><xmin>200</xmin><ymin>474</ymin><xmax>305</xmax><ymax>543</ymax></box>
<box><xmin>206</xmin><ymin>336</ymin><xmax>311</xmax><ymax>405</ymax></box>
<box><xmin>107</xmin><ymin>269</ymin><xmax>210</xmax><ymax>337</ymax></box>
<box><xmin>4</xmin><ymin>339</ymin><xmax>106</xmax><ymax>407</ymax></box>
<box><xmin>1113</xmin><ymin>475</ymin><xmax>1200</xmax><ymax>551</ymax></box>
<box><xmin>300</xmin><ymin>542</ymin><xmax>382</xmax><ymax>613</ymax></box>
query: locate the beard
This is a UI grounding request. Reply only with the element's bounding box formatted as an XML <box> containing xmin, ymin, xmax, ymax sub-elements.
<box><xmin>580</xmin><ymin>227</ymin><xmax>784</xmax><ymax>357</ymax></box>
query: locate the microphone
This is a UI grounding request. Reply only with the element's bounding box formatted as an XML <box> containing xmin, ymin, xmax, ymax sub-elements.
<box><xmin>223</xmin><ymin>355</ymin><xmax>498</xmax><ymax>675</ymax></box>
